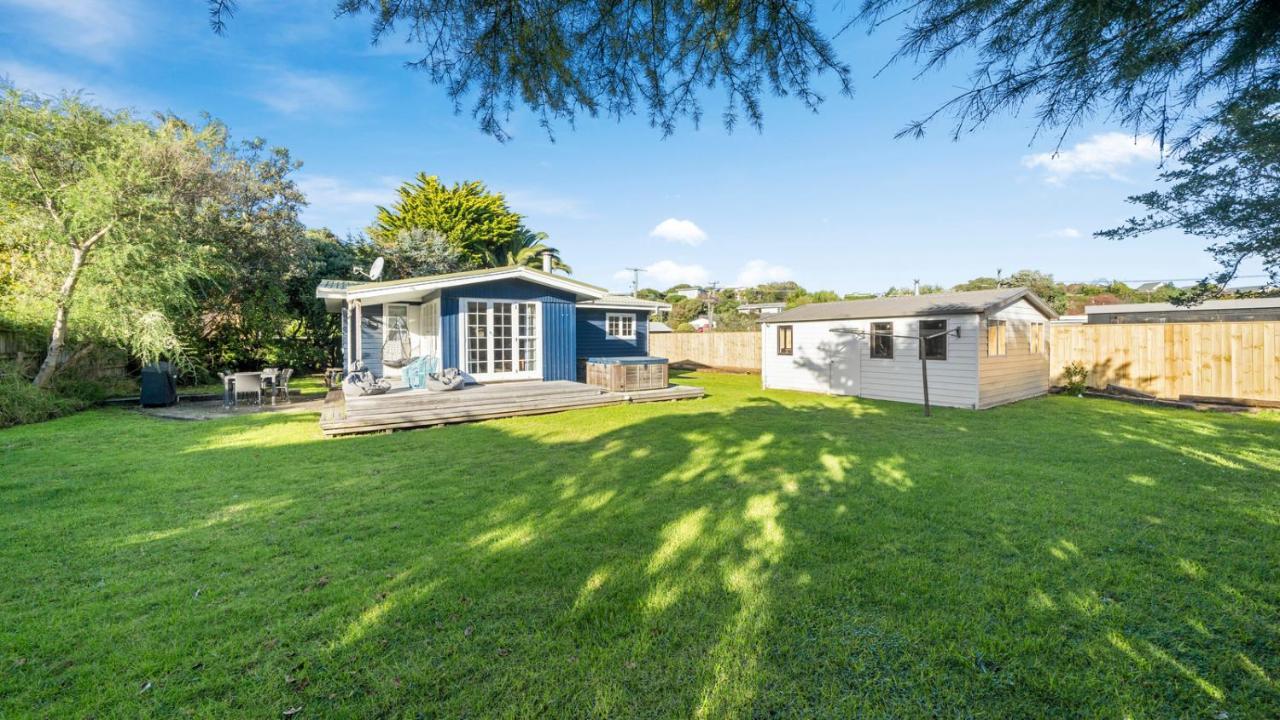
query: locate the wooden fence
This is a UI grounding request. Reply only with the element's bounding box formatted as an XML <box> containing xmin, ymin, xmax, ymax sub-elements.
<box><xmin>0</xmin><ymin>328</ymin><xmax>129</xmax><ymax>379</ymax></box>
<box><xmin>650</xmin><ymin>331</ymin><xmax>761</xmax><ymax>372</ymax></box>
<box><xmin>0</xmin><ymin>329</ymin><xmax>42</xmax><ymax>364</ymax></box>
<box><xmin>1050</xmin><ymin>321</ymin><xmax>1280</xmax><ymax>402</ymax></box>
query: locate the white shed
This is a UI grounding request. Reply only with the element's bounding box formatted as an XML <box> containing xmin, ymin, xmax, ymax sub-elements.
<box><xmin>760</xmin><ymin>288</ymin><xmax>1057</xmax><ymax>409</ymax></box>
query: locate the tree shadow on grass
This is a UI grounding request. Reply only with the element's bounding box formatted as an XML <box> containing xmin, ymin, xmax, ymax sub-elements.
<box><xmin>3</xmin><ymin>392</ymin><xmax>1279</xmax><ymax>717</ymax></box>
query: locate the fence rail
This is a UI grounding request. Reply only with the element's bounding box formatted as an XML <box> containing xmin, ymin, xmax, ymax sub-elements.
<box><xmin>1050</xmin><ymin>321</ymin><xmax>1280</xmax><ymax>402</ymax></box>
<box><xmin>0</xmin><ymin>329</ymin><xmax>42</xmax><ymax>362</ymax></box>
<box><xmin>650</xmin><ymin>331</ymin><xmax>761</xmax><ymax>372</ymax></box>
<box><xmin>0</xmin><ymin>329</ymin><xmax>129</xmax><ymax>379</ymax></box>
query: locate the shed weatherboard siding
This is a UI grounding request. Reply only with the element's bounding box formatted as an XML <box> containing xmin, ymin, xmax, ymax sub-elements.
<box><xmin>576</xmin><ymin>309</ymin><xmax>649</xmax><ymax>358</ymax></box>
<box><xmin>978</xmin><ymin>298</ymin><xmax>1051</xmax><ymax>408</ymax></box>
<box><xmin>761</xmin><ymin>315</ymin><xmax>981</xmax><ymax>409</ymax></box>
<box><xmin>360</xmin><ymin>303</ymin><xmax>383</xmax><ymax>377</ymax></box>
<box><xmin>439</xmin><ymin>279</ymin><xmax>579</xmax><ymax>381</ymax></box>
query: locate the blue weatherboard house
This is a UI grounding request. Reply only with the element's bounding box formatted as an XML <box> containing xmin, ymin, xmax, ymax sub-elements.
<box><xmin>317</xmin><ymin>265</ymin><xmax>670</xmax><ymax>384</ymax></box>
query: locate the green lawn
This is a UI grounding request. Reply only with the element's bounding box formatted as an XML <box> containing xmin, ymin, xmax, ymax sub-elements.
<box><xmin>3</xmin><ymin>372</ymin><xmax>1278</xmax><ymax>718</ymax></box>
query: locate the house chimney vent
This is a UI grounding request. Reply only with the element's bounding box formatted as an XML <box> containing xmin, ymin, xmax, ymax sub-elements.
<box><xmin>542</xmin><ymin>251</ymin><xmax>552</xmax><ymax>273</ymax></box>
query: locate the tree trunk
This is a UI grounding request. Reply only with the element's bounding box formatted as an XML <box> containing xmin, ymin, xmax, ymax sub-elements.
<box><xmin>33</xmin><ymin>245</ymin><xmax>89</xmax><ymax>388</ymax></box>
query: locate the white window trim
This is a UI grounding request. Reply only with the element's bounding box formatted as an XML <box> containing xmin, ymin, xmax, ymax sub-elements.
<box><xmin>605</xmin><ymin>312</ymin><xmax>637</xmax><ymax>340</ymax></box>
<box><xmin>457</xmin><ymin>297</ymin><xmax>543</xmax><ymax>382</ymax></box>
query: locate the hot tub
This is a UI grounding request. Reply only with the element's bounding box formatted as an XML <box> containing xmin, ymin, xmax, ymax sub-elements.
<box><xmin>584</xmin><ymin>356</ymin><xmax>669</xmax><ymax>392</ymax></box>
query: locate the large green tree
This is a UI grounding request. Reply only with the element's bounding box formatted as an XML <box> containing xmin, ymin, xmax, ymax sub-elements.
<box><xmin>1100</xmin><ymin>89</ymin><xmax>1280</xmax><ymax>299</ymax></box>
<box><xmin>184</xmin><ymin>138</ymin><xmax>310</xmax><ymax>371</ymax></box>
<box><xmin>482</xmin><ymin>230</ymin><xmax>571</xmax><ymax>273</ymax></box>
<box><xmin>860</xmin><ymin>0</ymin><xmax>1280</xmax><ymax>145</ymax></box>
<box><xmin>375</xmin><ymin>228</ymin><xmax>469</xmax><ymax>280</ymax></box>
<box><xmin>0</xmin><ymin>88</ymin><xmax>312</xmax><ymax>384</ymax></box>
<box><xmin>371</xmin><ymin>173</ymin><xmax>568</xmax><ymax>274</ymax></box>
<box><xmin>208</xmin><ymin>0</ymin><xmax>851</xmax><ymax>140</ymax></box>
<box><xmin>1</xmin><ymin>91</ymin><xmax>225</xmax><ymax>386</ymax></box>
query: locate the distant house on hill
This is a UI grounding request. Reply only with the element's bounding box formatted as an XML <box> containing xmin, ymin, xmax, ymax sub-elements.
<box><xmin>737</xmin><ymin>302</ymin><xmax>786</xmax><ymax>315</ymax></box>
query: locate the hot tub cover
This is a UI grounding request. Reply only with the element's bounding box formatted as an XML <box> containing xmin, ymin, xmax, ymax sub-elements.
<box><xmin>586</xmin><ymin>356</ymin><xmax>668</xmax><ymax>365</ymax></box>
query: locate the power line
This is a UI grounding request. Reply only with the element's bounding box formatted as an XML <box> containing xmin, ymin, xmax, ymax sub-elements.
<box><xmin>623</xmin><ymin>267</ymin><xmax>645</xmax><ymax>297</ymax></box>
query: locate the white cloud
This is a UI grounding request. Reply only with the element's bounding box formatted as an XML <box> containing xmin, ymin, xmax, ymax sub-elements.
<box><xmin>252</xmin><ymin>69</ymin><xmax>361</xmax><ymax>114</ymax></box>
<box><xmin>504</xmin><ymin>189</ymin><xmax>591</xmax><ymax>219</ymax></box>
<box><xmin>0</xmin><ymin>0</ymin><xmax>139</xmax><ymax>63</ymax></box>
<box><xmin>734</xmin><ymin>259</ymin><xmax>793</xmax><ymax>287</ymax></box>
<box><xmin>649</xmin><ymin>218</ymin><xmax>707</xmax><ymax>245</ymax></box>
<box><xmin>296</xmin><ymin>174</ymin><xmax>399</xmax><ymax>232</ymax></box>
<box><xmin>614</xmin><ymin>260</ymin><xmax>709</xmax><ymax>288</ymax></box>
<box><xmin>1045</xmin><ymin>227</ymin><xmax>1082</xmax><ymax>239</ymax></box>
<box><xmin>1022</xmin><ymin>132</ymin><xmax>1161</xmax><ymax>184</ymax></box>
<box><xmin>0</xmin><ymin>60</ymin><xmax>139</xmax><ymax>109</ymax></box>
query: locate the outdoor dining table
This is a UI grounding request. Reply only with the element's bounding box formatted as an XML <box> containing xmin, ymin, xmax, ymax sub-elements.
<box><xmin>222</xmin><ymin>371</ymin><xmax>276</xmax><ymax>407</ymax></box>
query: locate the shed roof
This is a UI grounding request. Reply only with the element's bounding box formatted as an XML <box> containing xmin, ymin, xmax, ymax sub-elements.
<box><xmin>763</xmin><ymin>288</ymin><xmax>1056</xmax><ymax>323</ymax></box>
<box><xmin>1084</xmin><ymin>297</ymin><xmax>1280</xmax><ymax>314</ymax></box>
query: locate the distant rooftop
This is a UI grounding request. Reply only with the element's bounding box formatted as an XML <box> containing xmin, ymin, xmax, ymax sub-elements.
<box><xmin>764</xmin><ymin>287</ymin><xmax>1056</xmax><ymax>323</ymax></box>
<box><xmin>1085</xmin><ymin>297</ymin><xmax>1280</xmax><ymax>314</ymax></box>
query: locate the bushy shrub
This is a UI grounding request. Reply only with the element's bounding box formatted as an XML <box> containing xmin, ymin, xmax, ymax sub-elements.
<box><xmin>0</xmin><ymin>362</ymin><xmax>86</xmax><ymax>429</ymax></box>
<box><xmin>49</xmin><ymin>374</ymin><xmax>134</xmax><ymax>405</ymax></box>
<box><xmin>1062</xmin><ymin>361</ymin><xmax>1089</xmax><ymax>396</ymax></box>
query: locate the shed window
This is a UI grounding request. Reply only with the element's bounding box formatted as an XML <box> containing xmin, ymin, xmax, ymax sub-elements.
<box><xmin>605</xmin><ymin>313</ymin><xmax>635</xmax><ymax>339</ymax></box>
<box><xmin>1029</xmin><ymin>322</ymin><xmax>1045</xmax><ymax>354</ymax></box>
<box><xmin>920</xmin><ymin>319</ymin><xmax>947</xmax><ymax>360</ymax></box>
<box><xmin>870</xmin><ymin>322</ymin><xmax>894</xmax><ymax>359</ymax></box>
<box><xmin>777</xmin><ymin>325</ymin><xmax>794</xmax><ymax>355</ymax></box>
<box><xmin>988</xmin><ymin>319</ymin><xmax>1007</xmax><ymax>356</ymax></box>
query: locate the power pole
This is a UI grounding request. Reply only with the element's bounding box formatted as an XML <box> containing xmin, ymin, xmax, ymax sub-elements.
<box><xmin>705</xmin><ymin>281</ymin><xmax>720</xmax><ymax>328</ymax></box>
<box><xmin>624</xmin><ymin>267</ymin><xmax>645</xmax><ymax>297</ymax></box>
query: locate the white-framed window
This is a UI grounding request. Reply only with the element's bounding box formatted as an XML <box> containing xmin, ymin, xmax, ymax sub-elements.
<box><xmin>606</xmin><ymin>312</ymin><xmax>636</xmax><ymax>339</ymax></box>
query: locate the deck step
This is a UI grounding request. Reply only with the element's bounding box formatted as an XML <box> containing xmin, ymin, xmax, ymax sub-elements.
<box><xmin>343</xmin><ymin>388</ymin><xmax>607</xmax><ymax>418</ymax></box>
<box><xmin>322</xmin><ymin>395</ymin><xmax>623</xmax><ymax>435</ymax></box>
<box><xmin>320</xmin><ymin>381</ymin><xmax>705</xmax><ymax>436</ymax></box>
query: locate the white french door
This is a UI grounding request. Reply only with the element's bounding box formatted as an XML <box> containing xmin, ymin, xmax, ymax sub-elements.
<box><xmin>461</xmin><ymin>299</ymin><xmax>540</xmax><ymax>381</ymax></box>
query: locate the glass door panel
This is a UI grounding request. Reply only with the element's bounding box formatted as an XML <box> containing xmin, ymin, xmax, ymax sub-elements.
<box><xmin>517</xmin><ymin>303</ymin><xmax>538</xmax><ymax>373</ymax></box>
<box><xmin>462</xmin><ymin>299</ymin><xmax>539</xmax><ymax>380</ymax></box>
<box><xmin>466</xmin><ymin>301</ymin><xmax>489</xmax><ymax>374</ymax></box>
<box><xmin>492</xmin><ymin>302</ymin><xmax>514</xmax><ymax>373</ymax></box>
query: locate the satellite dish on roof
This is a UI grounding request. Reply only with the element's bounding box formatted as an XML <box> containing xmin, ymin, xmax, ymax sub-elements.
<box><xmin>353</xmin><ymin>256</ymin><xmax>386</xmax><ymax>281</ymax></box>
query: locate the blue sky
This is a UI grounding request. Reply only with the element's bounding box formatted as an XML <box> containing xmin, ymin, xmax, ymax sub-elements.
<box><xmin>1</xmin><ymin>0</ymin><xmax>1263</xmax><ymax>295</ymax></box>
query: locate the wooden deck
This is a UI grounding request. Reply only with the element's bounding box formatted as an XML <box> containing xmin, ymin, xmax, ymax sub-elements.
<box><xmin>320</xmin><ymin>380</ymin><xmax>704</xmax><ymax>436</ymax></box>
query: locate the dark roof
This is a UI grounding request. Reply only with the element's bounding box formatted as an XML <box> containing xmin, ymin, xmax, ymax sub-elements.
<box><xmin>763</xmin><ymin>288</ymin><xmax>1056</xmax><ymax>323</ymax></box>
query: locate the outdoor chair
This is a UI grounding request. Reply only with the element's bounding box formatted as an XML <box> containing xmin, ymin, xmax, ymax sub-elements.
<box><xmin>232</xmin><ymin>372</ymin><xmax>263</xmax><ymax>406</ymax></box>
<box><xmin>219</xmin><ymin>372</ymin><xmax>235</xmax><ymax>408</ymax></box>
<box><xmin>425</xmin><ymin>367</ymin><xmax>465</xmax><ymax>392</ymax></box>
<box><xmin>272</xmin><ymin>368</ymin><xmax>294</xmax><ymax>404</ymax></box>
<box><xmin>344</xmin><ymin>363</ymin><xmax>390</xmax><ymax>397</ymax></box>
<box><xmin>402</xmin><ymin>355</ymin><xmax>439</xmax><ymax>390</ymax></box>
